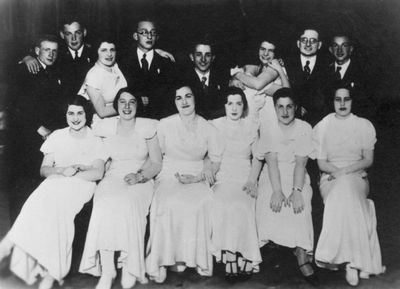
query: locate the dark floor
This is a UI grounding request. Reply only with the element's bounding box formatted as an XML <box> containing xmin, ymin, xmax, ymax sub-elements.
<box><xmin>0</xmin><ymin>112</ymin><xmax>400</xmax><ymax>289</ymax></box>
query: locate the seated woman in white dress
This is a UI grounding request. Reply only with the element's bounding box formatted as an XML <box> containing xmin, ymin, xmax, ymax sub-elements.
<box><xmin>145</xmin><ymin>84</ymin><xmax>223</xmax><ymax>283</ymax></box>
<box><xmin>0</xmin><ymin>95</ymin><xmax>106</xmax><ymax>289</ymax></box>
<box><xmin>78</xmin><ymin>38</ymin><xmax>128</xmax><ymax>128</ymax></box>
<box><xmin>230</xmin><ymin>39</ymin><xmax>290</xmax><ymax>119</ymax></box>
<box><xmin>79</xmin><ymin>88</ymin><xmax>162</xmax><ymax>289</ymax></box>
<box><xmin>210</xmin><ymin>87</ymin><xmax>261</xmax><ymax>282</ymax></box>
<box><xmin>247</xmin><ymin>88</ymin><xmax>317</xmax><ymax>285</ymax></box>
<box><xmin>312</xmin><ymin>87</ymin><xmax>385</xmax><ymax>286</ymax></box>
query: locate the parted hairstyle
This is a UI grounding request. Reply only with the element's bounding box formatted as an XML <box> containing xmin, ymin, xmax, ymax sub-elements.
<box><xmin>113</xmin><ymin>87</ymin><xmax>143</xmax><ymax>116</ymax></box>
<box><xmin>66</xmin><ymin>95</ymin><xmax>94</xmax><ymax>127</ymax></box>
<box><xmin>222</xmin><ymin>86</ymin><xmax>248</xmax><ymax>117</ymax></box>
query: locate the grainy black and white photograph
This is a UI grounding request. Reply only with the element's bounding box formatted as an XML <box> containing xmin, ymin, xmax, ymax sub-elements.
<box><xmin>0</xmin><ymin>0</ymin><xmax>399</xmax><ymax>288</ymax></box>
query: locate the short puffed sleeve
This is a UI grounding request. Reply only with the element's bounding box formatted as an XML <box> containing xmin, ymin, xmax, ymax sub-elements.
<box><xmin>254</xmin><ymin>124</ymin><xmax>279</xmax><ymax>160</ymax></box>
<box><xmin>205</xmin><ymin>121</ymin><xmax>224</xmax><ymax>163</ymax></box>
<box><xmin>136</xmin><ymin>118</ymin><xmax>159</xmax><ymax>140</ymax></box>
<box><xmin>40</xmin><ymin>128</ymin><xmax>68</xmax><ymax>155</ymax></box>
<box><xmin>294</xmin><ymin>120</ymin><xmax>313</xmax><ymax>157</ymax></box>
<box><xmin>84</xmin><ymin>66</ymin><xmax>103</xmax><ymax>90</ymax></box>
<box><xmin>310</xmin><ymin>117</ymin><xmax>329</xmax><ymax>160</ymax></box>
<box><xmin>360</xmin><ymin>118</ymin><xmax>376</xmax><ymax>151</ymax></box>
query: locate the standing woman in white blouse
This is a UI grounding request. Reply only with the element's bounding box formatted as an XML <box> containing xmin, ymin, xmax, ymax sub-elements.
<box><xmin>78</xmin><ymin>38</ymin><xmax>127</xmax><ymax>128</ymax></box>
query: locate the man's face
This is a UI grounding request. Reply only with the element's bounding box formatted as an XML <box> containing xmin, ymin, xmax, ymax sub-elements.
<box><xmin>133</xmin><ymin>21</ymin><xmax>158</xmax><ymax>52</ymax></box>
<box><xmin>189</xmin><ymin>44</ymin><xmax>214</xmax><ymax>73</ymax></box>
<box><xmin>297</xmin><ymin>29</ymin><xmax>322</xmax><ymax>57</ymax></box>
<box><xmin>60</xmin><ymin>22</ymin><xmax>86</xmax><ymax>51</ymax></box>
<box><xmin>35</xmin><ymin>41</ymin><xmax>58</xmax><ymax>66</ymax></box>
<box><xmin>329</xmin><ymin>36</ymin><xmax>353</xmax><ymax>65</ymax></box>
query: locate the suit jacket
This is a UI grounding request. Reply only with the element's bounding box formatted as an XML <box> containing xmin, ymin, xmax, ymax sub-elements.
<box><xmin>285</xmin><ymin>55</ymin><xmax>329</xmax><ymax>125</ymax></box>
<box><xmin>57</xmin><ymin>44</ymin><xmax>95</xmax><ymax>98</ymax></box>
<box><xmin>181</xmin><ymin>67</ymin><xmax>230</xmax><ymax>120</ymax></box>
<box><xmin>120</xmin><ymin>47</ymin><xmax>176</xmax><ymax>119</ymax></box>
<box><xmin>7</xmin><ymin>63</ymin><xmax>65</xmax><ymax>177</ymax></box>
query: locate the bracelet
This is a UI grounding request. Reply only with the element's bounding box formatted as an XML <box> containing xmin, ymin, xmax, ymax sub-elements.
<box><xmin>293</xmin><ymin>187</ymin><xmax>302</xmax><ymax>192</ymax></box>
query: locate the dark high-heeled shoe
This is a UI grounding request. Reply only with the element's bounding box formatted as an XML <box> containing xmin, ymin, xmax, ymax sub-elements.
<box><xmin>299</xmin><ymin>262</ymin><xmax>319</xmax><ymax>287</ymax></box>
<box><xmin>225</xmin><ymin>261</ymin><xmax>239</xmax><ymax>283</ymax></box>
<box><xmin>238</xmin><ymin>259</ymin><xmax>253</xmax><ymax>282</ymax></box>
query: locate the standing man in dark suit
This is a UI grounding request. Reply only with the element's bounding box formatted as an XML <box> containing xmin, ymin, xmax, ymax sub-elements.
<box><xmin>7</xmin><ymin>35</ymin><xmax>64</xmax><ymax>221</ymax></box>
<box><xmin>285</xmin><ymin>28</ymin><xmax>328</xmax><ymax>126</ymax></box>
<box><xmin>181</xmin><ymin>39</ymin><xmax>230</xmax><ymax>119</ymax></box>
<box><xmin>120</xmin><ymin>18</ymin><xmax>176</xmax><ymax>119</ymax></box>
<box><xmin>326</xmin><ymin>35</ymin><xmax>371</xmax><ymax>117</ymax></box>
<box><xmin>21</xmin><ymin>18</ymin><xmax>95</xmax><ymax>98</ymax></box>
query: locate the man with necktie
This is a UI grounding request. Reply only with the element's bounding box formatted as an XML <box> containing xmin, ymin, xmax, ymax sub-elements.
<box><xmin>179</xmin><ymin>38</ymin><xmax>230</xmax><ymax>119</ymax></box>
<box><xmin>285</xmin><ymin>28</ymin><xmax>329</xmax><ymax>126</ymax></box>
<box><xmin>326</xmin><ymin>34</ymin><xmax>371</xmax><ymax>118</ymax></box>
<box><xmin>120</xmin><ymin>17</ymin><xmax>176</xmax><ymax>119</ymax></box>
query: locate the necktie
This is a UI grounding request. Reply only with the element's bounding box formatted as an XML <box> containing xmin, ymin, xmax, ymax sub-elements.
<box><xmin>141</xmin><ymin>53</ymin><xmax>149</xmax><ymax>73</ymax></box>
<box><xmin>304</xmin><ymin>60</ymin><xmax>311</xmax><ymax>76</ymax></box>
<box><xmin>74</xmin><ymin>50</ymin><xmax>79</xmax><ymax>61</ymax></box>
<box><xmin>335</xmin><ymin>66</ymin><xmax>342</xmax><ymax>80</ymax></box>
<box><xmin>201</xmin><ymin>76</ymin><xmax>207</xmax><ymax>90</ymax></box>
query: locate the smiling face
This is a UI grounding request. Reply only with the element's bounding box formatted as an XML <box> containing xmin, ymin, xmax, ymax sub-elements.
<box><xmin>35</xmin><ymin>40</ymin><xmax>58</xmax><ymax>66</ymax></box>
<box><xmin>66</xmin><ymin>104</ymin><xmax>86</xmax><ymax>131</ymax></box>
<box><xmin>334</xmin><ymin>88</ymin><xmax>352</xmax><ymax>118</ymax></box>
<box><xmin>133</xmin><ymin>21</ymin><xmax>158</xmax><ymax>52</ymax></box>
<box><xmin>329</xmin><ymin>36</ymin><xmax>353</xmax><ymax>65</ymax></box>
<box><xmin>297</xmin><ymin>29</ymin><xmax>322</xmax><ymax>57</ymax></box>
<box><xmin>60</xmin><ymin>21</ymin><xmax>86</xmax><ymax>51</ymax></box>
<box><xmin>97</xmin><ymin>42</ymin><xmax>116</xmax><ymax>67</ymax></box>
<box><xmin>225</xmin><ymin>94</ymin><xmax>245</xmax><ymax>121</ymax></box>
<box><xmin>258</xmin><ymin>41</ymin><xmax>276</xmax><ymax>65</ymax></box>
<box><xmin>117</xmin><ymin>92</ymin><xmax>137</xmax><ymax>120</ymax></box>
<box><xmin>175</xmin><ymin>86</ymin><xmax>195</xmax><ymax>116</ymax></box>
<box><xmin>275</xmin><ymin>97</ymin><xmax>296</xmax><ymax>126</ymax></box>
<box><xmin>190</xmin><ymin>44</ymin><xmax>214</xmax><ymax>73</ymax></box>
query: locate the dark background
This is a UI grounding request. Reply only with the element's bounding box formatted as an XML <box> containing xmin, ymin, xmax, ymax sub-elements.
<box><xmin>0</xmin><ymin>0</ymin><xmax>399</xmax><ymax>114</ymax></box>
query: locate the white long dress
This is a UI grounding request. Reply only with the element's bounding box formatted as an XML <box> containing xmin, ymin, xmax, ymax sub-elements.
<box><xmin>6</xmin><ymin>127</ymin><xmax>106</xmax><ymax>285</ymax></box>
<box><xmin>312</xmin><ymin>113</ymin><xmax>385</xmax><ymax>276</ymax></box>
<box><xmin>78</xmin><ymin>62</ymin><xmax>127</xmax><ymax>128</ymax></box>
<box><xmin>145</xmin><ymin>114</ymin><xmax>223</xmax><ymax>279</ymax></box>
<box><xmin>255</xmin><ymin>119</ymin><xmax>314</xmax><ymax>253</ymax></box>
<box><xmin>210</xmin><ymin>117</ymin><xmax>262</xmax><ymax>271</ymax></box>
<box><xmin>79</xmin><ymin>117</ymin><xmax>158</xmax><ymax>283</ymax></box>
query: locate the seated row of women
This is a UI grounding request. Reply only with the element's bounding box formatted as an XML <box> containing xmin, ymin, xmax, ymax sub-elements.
<box><xmin>0</xmin><ymin>84</ymin><xmax>385</xmax><ymax>289</ymax></box>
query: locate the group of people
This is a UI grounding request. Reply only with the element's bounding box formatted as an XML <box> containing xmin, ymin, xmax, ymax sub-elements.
<box><xmin>1</xmin><ymin>14</ymin><xmax>385</xmax><ymax>289</ymax></box>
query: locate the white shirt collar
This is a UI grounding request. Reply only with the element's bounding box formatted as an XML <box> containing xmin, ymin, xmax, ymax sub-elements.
<box><xmin>300</xmin><ymin>55</ymin><xmax>317</xmax><ymax>73</ymax></box>
<box><xmin>335</xmin><ymin>59</ymin><xmax>351</xmax><ymax>79</ymax></box>
<box><xmin>68</xmin><ymin>45</ymin><xmax>84</xmax><ymax>59</ymax></box>
<box><xmin>137</xmin><ymin>48</ymin><xmax>154</xmax><ymax>68</ymax></box>
<box><xmin>37</xmin><ymin>58</ymin><xmax>46</xmax><ymax>69</ymax></box>
<box><xmin>194</xmin><ymin>69</ymin><xmax>210</xmax><ymax>86</ymax></box>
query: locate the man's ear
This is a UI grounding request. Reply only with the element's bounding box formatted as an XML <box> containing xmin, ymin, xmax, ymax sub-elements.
<box><xmin>349</xmin><ymin>45</ymin><xmax>354</xmax><ymax>55</ymax></box>
<box><xmin>83</xmin><ymin>28</ymin><xmax>87</xmax><ymax>37</ymax></box>
<box><xmin>328</xmin><ymin>46</ymin><xmax>333</xmax><ymax>55</ymax></box>
<box><xmin>317</xmin><ymin>41</ymin><xmax>322</xmax><ymax>50</ymax></box>
<box><xmin>59</xmin><ymin>31</ymin><xmax>65</xmax><ymax>40</ymax></box>
<box><xmin>189</xmin><ymin>53</ymin><xmax>194</xmax><ymax>62</ymax></box>
<box><xmin>34</xmin><ymin>46</ymin><xmax>40</xmax><ymax>56</ymax></box>
<box><xmin>133</xmin><ymin>32</ymin><xmax>138</xmax><ymax>42</ymax></box>
<box><xmin>296</xmin><ymin>40</ymin><xmax>300</xmax><ymax>49</ymax></box>
<box><xmin>211</xmin><ymin>55</ymin><xmax>216</xmax><ymax>62</ymax></box>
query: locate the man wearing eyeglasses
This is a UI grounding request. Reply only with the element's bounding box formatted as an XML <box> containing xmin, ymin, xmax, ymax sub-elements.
<box><xmin>326</xmin><ymin>35</ymin><xmax>371</xmax><ymax>118</ymax></box>
<box><xmin>120</xmin><ymin>17</ymin><xmax>176</xmax><ymax>119</ymax></box>
<box><xmin>285</xmin><ymin>28</ymin><xmax>329</xmax><ymax>126</ymax></box>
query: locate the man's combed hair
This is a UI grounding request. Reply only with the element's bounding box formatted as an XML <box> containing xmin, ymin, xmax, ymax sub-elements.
<box><xmin>35</xmin><ymin>34</ymin><xmax>59</xmax><ymax>48</ymax></box>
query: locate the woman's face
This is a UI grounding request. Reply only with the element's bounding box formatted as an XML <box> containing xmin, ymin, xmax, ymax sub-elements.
<box><xmin>66</xmin><ymin>104</ymin><xmax>86</xmax><ymax>131</ymax></box>
<box><xmin>258</xmin><ymin>41</ymin><xmax>276</xmax><ymax>65</ymax></box>
<box><xmin>275</xmin><ymin>97</ymin><xmax>296</xmax><ymax>126</ymax></box>
<box><xmin>97</xmin><ymin>42</ymin><xmax>116</xmax><ymax>67</ymax></box>
<box><xmin>225</xmin><ymin>94</ymin><xmax>244</xmax><ymax>121</ymax></box>
<box><xmin>117</xmin><ymin>92</ymin><xmax>137</xmax><ymax>120</ymax></box>
<box><xmin>175</xmin><ymin>86</ymin><xmax>195</xmax><ymax>116</ymax></box>
<box><xmin>334</xmin><ymin>88</ymin><xmax>352</xmax><ymax>118</ymax></box>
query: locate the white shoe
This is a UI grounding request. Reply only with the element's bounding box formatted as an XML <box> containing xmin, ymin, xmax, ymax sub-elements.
<box><xmin>96</xmin><ymin>272</ymin><xmax>116</xmax><ymax>289</ymax></box>
<box><xmin>345</xmin><ymin>264</ymin><xmax>359</xmax><ymax>286</ymax></box>
<box><xmin>121</xmin><ymin>268</ymin><xmax>136</xmax><ymax>289</ymax></box>
<box><xmin>150</xmin><ymin>267</ymin><xmax>167</xmax><ymax>284</ymax></box>
<box><xmin>38</xmin><ymin>274</ymin><xmax>55</xmax><ymax>289</ymax></box>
